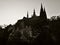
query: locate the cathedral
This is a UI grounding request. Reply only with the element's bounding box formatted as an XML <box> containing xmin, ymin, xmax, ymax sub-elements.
<box><xmin>26</xmin><ymin>3</ymin><xmax>47</xmax><ymax>20</ymax></box>
<box><xmin>15</xmin><ymin>4</ymin><xmax>48</xmax><ymax>29</ymax></box>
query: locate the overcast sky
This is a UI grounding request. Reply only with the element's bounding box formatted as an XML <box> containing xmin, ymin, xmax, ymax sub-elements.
<box><xmin>0</xmin><ymin>0</ymin><xmax>60</xmax><ymax>25</ymax></box>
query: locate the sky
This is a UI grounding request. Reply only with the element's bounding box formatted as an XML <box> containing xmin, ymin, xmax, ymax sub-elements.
<box><xmin>0</xmin><ymin>0</ymin><xmax>60</xmax><ymax>25</ymax></box>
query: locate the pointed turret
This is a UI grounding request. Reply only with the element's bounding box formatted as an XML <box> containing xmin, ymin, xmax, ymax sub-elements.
<box><xmin>32</xmin><ymin>9</ymin><xmax>36</xmax><ymax>18</ymax></box>
<box><xmin>41</xmin><ymin>3</ymin><xmax>43</xmax><ymax>11</ymax></box>
<box><xmin>27</xmin><ymin>11</ymin><xmax>29</xmax><ymax>18</ymax></box>
<box><xmin>40</xmin><ymin>3</ymin><xmax>44</xmax><ymax>16</ymax></box>
<box><xmin>33</xmin><ymin>9</ymin><xmax>36</xmax><ymax>16</ymax></box>
<box><xmin>44</xmin><ymin>7</ymin><xmax>47</xmax><ymax>19</ymax></box>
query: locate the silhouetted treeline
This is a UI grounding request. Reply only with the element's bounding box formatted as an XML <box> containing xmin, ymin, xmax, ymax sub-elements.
<box><xmin>0</xmin><ymin>15</ymin><xmax>60</xmax><ymax>45</ymax></box>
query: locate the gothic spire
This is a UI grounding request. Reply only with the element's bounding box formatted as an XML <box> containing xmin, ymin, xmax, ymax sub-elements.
<box><xmin>44</xmin><ymin>7</ymin><xmax>46</xmax><ymax>11</ymax></box>
<box><xmin>33</xmin><ymin>9</ymin><xmax>36</xmax><ymax>16</ymax></box>
<box><xmin>27</xmin><ymin>11</ymin><xmax>29</xmax><ymax>18</ymax></box>
<box><xmin>41</xmin><ymin>3</ymin><xmax>43</xmax><ymax>10</ymax></box>
<box><xmin>44</xmin><ymin>7</ymin><xmax>47</xmax><ymax>19</ymax></box>
<box><xmin>32</xmin><ymin>9</ymin><xmax>36</xmax><ymax>18</ymax></box>
<box><xmin>44</xmin><ymin>7</ymin><xmax>46</xmax><ymax>14</ymax></box>
<box><xmin>40</xmin><ymin>3</ymin><xmax>44</xmax><ymax>16</ymax></box>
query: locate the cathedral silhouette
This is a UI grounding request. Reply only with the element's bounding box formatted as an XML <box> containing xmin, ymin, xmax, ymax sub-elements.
<box><xmin>15</xmin><ymin>4</ymin><xmax>48</xmax><ymax>28</ymax></box>
<box><xmin>1</xmin><ymin>4</ymin><xmax>59</xmax><ymax>45</ymax></box>
<box><xmin>24</xmin><ymin>3</ymin><xmax>47</xmax><ymax>20</ymax></box>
